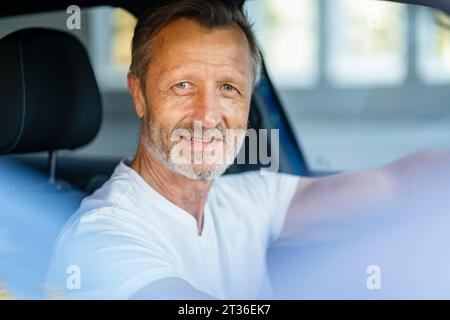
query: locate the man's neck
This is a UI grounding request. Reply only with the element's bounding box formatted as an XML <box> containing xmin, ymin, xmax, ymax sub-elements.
<box><xmin>130</xmin><ymin>143</ymin><xmax>212</xmax><ymax>234</ymax></box>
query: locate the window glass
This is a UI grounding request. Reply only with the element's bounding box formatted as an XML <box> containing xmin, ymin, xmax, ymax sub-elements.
<box><xmin>417</xmin><ymin>7</ymin><xmax>450</xmax><ymax>83</ymax></box>
<box><xmin>245</xmin><ymin>0</ymin><xmax>450</xmax><ymax>172</ymax></box>
<box><xmin>245</xmin><ymin>0</ymin><xmax>318</xmax><ymax>88</ymax></box>
<box><xmin>327</xmin><ymin>0</ymin><xmax>406</xmax><ymax>86</ymax></box>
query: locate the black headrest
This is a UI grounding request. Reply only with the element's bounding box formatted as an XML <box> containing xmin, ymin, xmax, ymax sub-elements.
<box><xmin>0</xmin><ymin>28</ymin><xmax>102</xmax><ymax>154</ymax></box>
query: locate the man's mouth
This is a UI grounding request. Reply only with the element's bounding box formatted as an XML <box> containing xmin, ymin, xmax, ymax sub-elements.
<box><xmin>182</xmin><ymin>136</ymin><xmax>222</xmax><ymax>151</ymax></box>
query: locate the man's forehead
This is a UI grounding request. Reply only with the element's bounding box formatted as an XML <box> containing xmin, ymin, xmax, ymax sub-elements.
<box><xmin>152</xmin><ymin>19</ymin><xmax>250</xmax><ymax>61</ymax></box>
<box><xmin>162</xmin><ymin>62</ymin><xmax>249</xmax><ymax>79</ymax></box>
<box><xmin>149</xmin><ymin>19</ymin><xmax>252</xmax><ymax>79</ymax></box>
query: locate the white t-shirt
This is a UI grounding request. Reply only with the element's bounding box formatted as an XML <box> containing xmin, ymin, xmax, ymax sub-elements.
<box><xmin>46</xmin><ymin>160</ymin><xmax>299</xmax><ymax>299</ymax></box>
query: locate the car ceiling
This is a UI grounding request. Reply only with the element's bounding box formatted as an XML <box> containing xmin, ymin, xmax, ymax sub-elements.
<box><xmin>0</xmin><ymin>0</ymin><xmax>244</xmax><ymax>18</ymax></box>
<box><xmin>0</xmin><ymin>0</ymin><xmax>449</xmax><ymax>18</ymax></box>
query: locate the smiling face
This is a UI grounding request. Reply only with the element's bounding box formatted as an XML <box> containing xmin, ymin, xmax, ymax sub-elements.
<box><xmin>128</xmin><ymin>18</ymin><xmax>254</xmax><ymax>180</ymax></box>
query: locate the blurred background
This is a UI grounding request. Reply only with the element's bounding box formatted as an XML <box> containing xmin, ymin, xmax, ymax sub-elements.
<box><xmin>1</xmin><ymin>0</ymin><xmax>449</xmax><ymax>173</ymax></box>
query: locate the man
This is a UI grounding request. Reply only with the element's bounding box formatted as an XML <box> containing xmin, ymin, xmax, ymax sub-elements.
<box><xmin>47</xmin><ymin>0</ymin><xmax>450</xmax><ymax>299</ymax></box>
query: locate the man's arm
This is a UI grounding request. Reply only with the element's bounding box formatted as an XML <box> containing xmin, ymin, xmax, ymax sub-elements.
<box><xmin>130</xmin><ymin>277</ymin><xmax>216</xmax><ymax>300</ymax></box>
<box><xmin>276</xmin><ymin>149</ymin><xmax>450</xmax><ymax>247</ymax></box>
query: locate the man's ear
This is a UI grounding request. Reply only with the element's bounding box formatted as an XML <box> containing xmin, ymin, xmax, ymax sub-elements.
<box><xmin>128</xmin><ymin>73</ymin><xmax>146</xmax><ymax>119</ymax></box>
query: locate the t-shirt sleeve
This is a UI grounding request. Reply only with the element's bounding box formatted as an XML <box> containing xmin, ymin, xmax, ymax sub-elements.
<box><xmin>47</xmin><ymin>207</ymin><xmax>182</xmax><ymax>300</ymax></box>
<box><xmin>224</xmin><ymin>171</ymin><xmax>300</xmax><ymax>245</ymax></box>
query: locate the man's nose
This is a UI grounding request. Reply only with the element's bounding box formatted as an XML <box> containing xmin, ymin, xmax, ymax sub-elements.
<box><xmin>192</xmin><ymin>91</ymin><xmax>220</xmax><ymax>129</ymax></box>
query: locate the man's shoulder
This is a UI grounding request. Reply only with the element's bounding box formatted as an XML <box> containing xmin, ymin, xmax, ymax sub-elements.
<box><xmin>75</xmin><ymin>160</ymin><xmax>144</xmax><ymax>218</ymax></box>
<box><xmin>58</xmin><ymin>167</ymin><xmax>144</xmax><ymax>244</ymax></box>
<box><xmin>86</xmin><ymin>167</ymin><xmax>134</xmax><ymax>207</ymax></box>
<box><xmin>212</xmin><ymin>171</ymin><xmax>300</xmax><ymax>210</ymax></box>
<box><xmin>59</xmin><ymin>205</ymin><xmax>132</xmax><ymax>247</ymax></box>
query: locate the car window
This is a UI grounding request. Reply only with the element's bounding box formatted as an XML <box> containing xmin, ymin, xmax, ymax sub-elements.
<box><xmin>245</xmin><ymin>0</ymin><xmax>450</xmax><ymax>172</ymax></box>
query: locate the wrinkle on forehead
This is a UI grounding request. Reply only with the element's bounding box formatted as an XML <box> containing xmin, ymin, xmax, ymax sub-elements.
<box><xmin>147</xmin><ymin>18</ymin><xmax>253</xmax><ymax>81</ymax></box>
<box><xmin>160</xmin><ymin>62</ymin><xmax>250</xmax><ymax>83</ymax></box>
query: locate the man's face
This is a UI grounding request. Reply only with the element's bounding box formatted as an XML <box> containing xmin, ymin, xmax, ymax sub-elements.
<box><xmin>131</xmin><ymin>18</ymin><xmax>254</xmax><ymax>180</ymax></box>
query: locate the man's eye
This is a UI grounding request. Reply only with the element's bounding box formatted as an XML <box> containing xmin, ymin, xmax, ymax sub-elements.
<box><xmin>221</xmin><ymin>84</ymin><xmax>237</xmax><ymax>93</ymax></box>
<box><xmin>174</xmin><ymin>81</ymin><xmax>191</xmax><ymax>90</ymax></box>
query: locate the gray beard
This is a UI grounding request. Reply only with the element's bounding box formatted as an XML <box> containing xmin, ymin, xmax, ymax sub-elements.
<box><xmin>143</xmin><ymin>120</ymin><xmax>245</xmax><ymax>181</ymax></box>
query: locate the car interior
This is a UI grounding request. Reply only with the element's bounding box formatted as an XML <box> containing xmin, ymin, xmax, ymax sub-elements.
<box><xmin>0</xmin><ymin>0</ymin><xmax>309</xmax><ymax>299</ymax></box>
<box><xmin>1</xmin><ymin>0</ymin><xmax>450</xmax><ymax>299</ymax></box>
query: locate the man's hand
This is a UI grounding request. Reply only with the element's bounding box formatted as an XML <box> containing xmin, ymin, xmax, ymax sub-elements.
<box><xmin>276</xmin><ymin>149</ymin><xmax>450</xmax><ymax>247</ymax></box>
